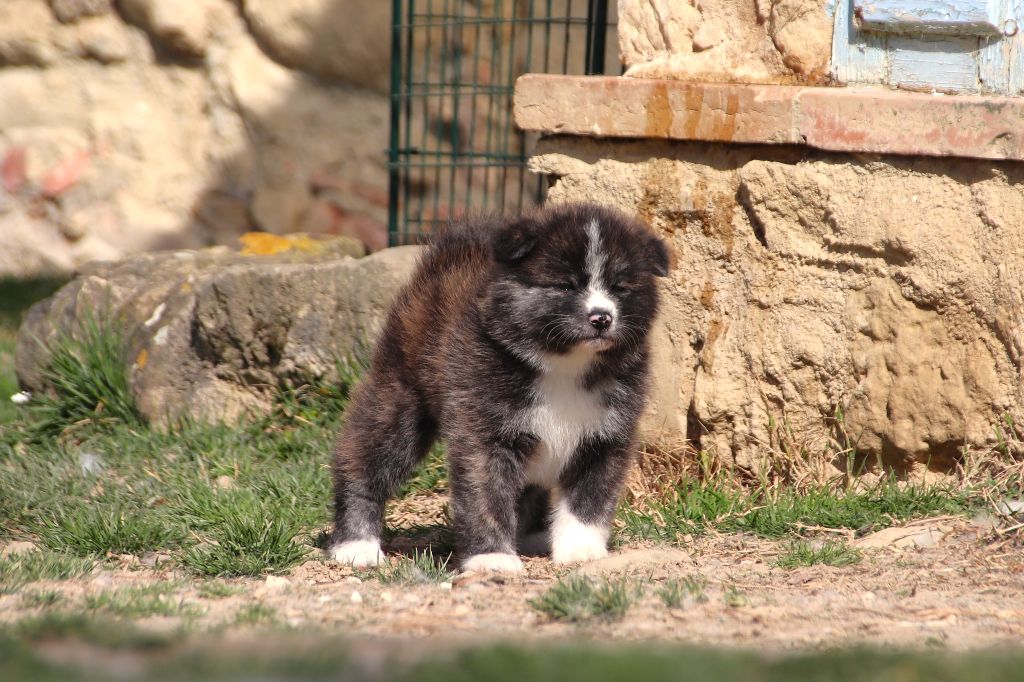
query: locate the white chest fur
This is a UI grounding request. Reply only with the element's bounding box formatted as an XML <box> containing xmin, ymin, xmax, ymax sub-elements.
<box><xmin>524</xmin><ymin>349</ymin><xmax>611</xmax><ymax>487</ymax></box>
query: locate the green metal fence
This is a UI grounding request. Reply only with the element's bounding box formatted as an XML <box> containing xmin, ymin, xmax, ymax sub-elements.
<box><xmin>388</xmin><ymin>0</ymin><xmax>617</xmax><ymax>245</ymax></box>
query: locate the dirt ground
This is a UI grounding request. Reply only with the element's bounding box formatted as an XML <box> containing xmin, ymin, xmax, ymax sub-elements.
<box><xmin>3</xmin><ymin>495</ymin><xmax>1022</xmax><ymax>655</ymax></box>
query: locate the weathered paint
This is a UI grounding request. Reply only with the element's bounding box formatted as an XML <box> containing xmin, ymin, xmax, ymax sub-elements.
<box><xmin>888</xmin><ymin>35</ymin><xmax>980</xmax><ymax>92</ymax></box>
<box><xmin>833</xmin><ymin>0</ymin><xmax>1023</xmax><ymax>94</ymax></box>
<box><xmin>855</xmin><ymin>0</ymin><xmax>1003</xmax><ymax>36</ymax></box>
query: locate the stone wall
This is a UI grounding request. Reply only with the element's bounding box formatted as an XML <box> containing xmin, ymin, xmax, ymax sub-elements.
<box><xmin>618</xmin><ymin>0</ymin><xmax>833</xmax><ymax>84</ymax></box>
<box><xmin>0</xmin><ymin>0</ymin><xmax>393</xmax><ymax>277</ymax></box>
<box><xmin>532</xmin><ymin>136</ymin><xmax>1024</xmax><ymax>472</ymax></box>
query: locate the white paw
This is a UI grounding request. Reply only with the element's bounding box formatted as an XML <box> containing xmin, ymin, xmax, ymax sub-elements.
<box><xmin>461</xmin><ymin>552</ymin><xmax>524</xmax><ymax>573</ymax></box>
<box><xmin>328</xmin><ymin>539</ymin><xmax>384</xmax><ymax>567</ymax></box>
<box><xmin>552</xmin><ymin>537</ymin><xmax>608</xmax><ymax>564</ymax></box>
<box><xmin>550</xmin><ymin>497</ymin><xmax>609</xmax><ymax>564</ymax></box>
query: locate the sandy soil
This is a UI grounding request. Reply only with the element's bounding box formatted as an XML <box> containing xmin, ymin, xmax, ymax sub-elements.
<box><xmin>3</xmin><ymin>496</ymin><xmax>1022</xmax><ymax>654</ymax></box>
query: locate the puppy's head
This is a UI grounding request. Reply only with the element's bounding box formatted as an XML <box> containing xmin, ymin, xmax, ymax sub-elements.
<box><xmin>485</xmin><ymin>203</ymin><xmax>669</xmax><ymax>357</ymax></box>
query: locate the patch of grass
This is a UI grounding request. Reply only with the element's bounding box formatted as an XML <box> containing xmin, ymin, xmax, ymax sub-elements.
<box><xmin>0</xmin><ymin>278</ymin><xmax>63</xmax><ymax>425</ymax></box>
<box><xmin>26</xmin><ymin>306</ymin><xmax>142</xmax><ymax>435</ymax></box>
<box><xmin>11</xmin><ymin>611</ymin><xmax>181</xmax><ymax>650</ymax></box>
<box><xmin>0</xmin><ymin>550</ymin><xmax>95</xmax><ymax>593</ymax></box>
<box><xmin>619</xmin><ymin>479</ymin><xmax>972</xmax><ymax>543</ymax></box>
<box><xmin>196</xmin><ymin>580</ymin><xmax>245</xmax><ymax>599</ymax></box>
<box><xmin>723</xmin><ymin>586</ymin><xmax>748</xmax><ymax>608</ymax></box>
<box><xmin>776</xmin><ymin>540</ymin><xmax>862</xmax><ymax>569</ymax></box>
<box><xmin>180</xmin><ymin>514</ymin><xmax>310</xmax><ymax>577</ymax></box>
<box><xmin>529</xmin><ymin>575</ymin><xmax>640</xmax><ymax>623</ymax></box>
<box><xmin>370</xmin><ymin>548</ymin><xmax>455</xmax><ymax>585</ymax></box>
<box><xmin>40</xmin><ymin>506</ymin><xmax>182</xmax><ymax>557</ymax></box>
<box><xmin>0</xmin><ymin>399</ymin><xmax>331</xmax><ymax>578</ymax></box>
<box><xmin>19</xmin><ymin>589</ymin><xmax>63</xmax><ymax>609</ymax></box>
<box><xmin>656</xmin><ymin>576</ymin><xmax>707</xmax><ymax>608</ymax></box>
<box><xmin>233</xmin><ymin>602</ymin><xmax>277</xmax><ymax>626</ymax></box>
<box><xmin>83</xmin><ymin>582</ymin><xmax>200</xmax><ymax>619</ymax></box>
<box><xmin>9</xmin><ymin>637</ymin><xmax>1024</xmax><ymax>682</ymax></box>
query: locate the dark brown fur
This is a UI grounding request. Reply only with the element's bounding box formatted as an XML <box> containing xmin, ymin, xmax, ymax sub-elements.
<box><xmin>328</xmin><ymin>203</ymin><xmax>668</xmax><ymax>566</ymax></box>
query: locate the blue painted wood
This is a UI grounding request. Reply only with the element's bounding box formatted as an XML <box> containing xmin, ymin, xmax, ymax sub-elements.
<box><xmin>888</xmin><ymin>35</ymin><xmax>980</xmax><ymax>91</ymax></box>
<box><xmin>855</xmin><ymin>0</ymin><xmax>1002</xmax><ymax>36</ymax></box>
<box><xmin>834</xmin><ymin>0</ymin><xmax>1021</xmax><ymax>94</ymax></box>
<box><xmin>979</xmin><ymin>0</ymin><xmax>1024</xmax><ymax>94</ymax></box>
<box><xmin>833</xmin><ymin>0</ymin><xmax>889</xmax><ymax>83</ymax></box>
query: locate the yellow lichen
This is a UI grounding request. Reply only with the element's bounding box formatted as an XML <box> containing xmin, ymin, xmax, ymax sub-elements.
<box><xmin>238</xmin><ymin>232</ymin><xmax>325</xmax><ymax>256</ymax></box>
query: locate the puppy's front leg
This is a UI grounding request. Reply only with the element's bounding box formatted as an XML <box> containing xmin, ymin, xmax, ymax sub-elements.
<box><xmin>552</xmin><ymin>438</ymin><xmax>634</xmax><ymax>564</ymax></box>
<box><xmin>448</xmin><ymin>437</ymin><xmax>527</xmax><ymax>573</ymax></box>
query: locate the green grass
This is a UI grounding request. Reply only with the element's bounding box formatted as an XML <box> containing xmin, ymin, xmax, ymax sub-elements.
<box><xmin>19</xmin><ymin>589</ymin><xmax>63</xmax><ymax>609</ymax></box>
<box><xmin>9</xmin><ymin>612</ymin><xmax>181</xmax><ymax>650</ymax></box>
<box><xmin>27</xmin><ymin>306</ymin><xmax>142</xmax><ymax>436</ymax></box>
<box><xmin>196</xmin><ymin>581</ymin><xmax>245</xmax><ymax>599</ymax></box>
<box><xmin>776</xmin><ymin>540</ymin><xmax>863</xmax><ymax>569</ymax></box>
<box><xmin>7</xmin><ymin>635</ymin><xmax>1024</xmax><ymax>682</ymax></box>
<box><xmin>723</xmin><ymin>585</ymin><xmax>749</xmax><ymax>608</ymax></box>
<box><xmin>180</xmin><ymin>515</ymin><xmax>311</xmax><ymax>577</ymax></box>
<box><xmin>83</xmin><ymin>582</ymin><xmax>201</xmax><ymax>619</ymax></box>
<box><xmin>41</xmin><ymin>506</ymin><xmax>183</xmax><ymax>557</ymax></box>
<box><xmin>369</xmin><ymin>548</ymin><xmax>456</xmax><ymax>584</ymax></box>
<box><xmin>618</xmin><ymin>479</ymin><xmax>973</xmax><ymax>543</ymax></box>
<box><xmin>233</xmin><ymin>603</ymin><xmax>277</xmax><ymax>626</ymax></box>
<box><xmin>656</xmin><ymin>576</ymin><xmax>707</xmax><ymax>608</ymax></box>
<box><xmin>530</xmin><ymin>575</ymin><xmax>640</xmax><ymax>623</ymax></box>
<box><xmin>0</xmin><ymin>550</ymin><xmax>95</xmax><ymax>593</ymax></box>
<box><xmin>0</xmin><ymin>278</ymin><xmax>66</xmax><ymax>424</ymax></box>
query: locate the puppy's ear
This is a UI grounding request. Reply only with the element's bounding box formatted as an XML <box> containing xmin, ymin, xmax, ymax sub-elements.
<box><xmin>493</xmin><ymin>217</ymin><xmax>541</xmax><ymax>264</ymax></box>
<box><xmin>646</xmin><ymin>232</ymin><xmax>670</xmax><ymax>277</ymax></box>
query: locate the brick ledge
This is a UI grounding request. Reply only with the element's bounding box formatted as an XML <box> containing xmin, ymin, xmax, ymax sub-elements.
<box><xmin>514</xmin><ymin>75</ymin><xmax>1024</xmax><ymax>162</ymax></box>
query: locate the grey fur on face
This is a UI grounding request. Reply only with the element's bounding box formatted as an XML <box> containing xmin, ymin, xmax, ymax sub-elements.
<box><xmin>327</xmin><ymin>202</ymin><xmax>669</xmax><ymax>571</ymax></box>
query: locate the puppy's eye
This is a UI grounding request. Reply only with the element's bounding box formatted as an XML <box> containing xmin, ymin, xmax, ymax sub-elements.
<box><xmin>556</xmin><ymin>282</ymin><xmax>576</xmax><ymax>292</ymax></box>
<box><xmin>610</xmin><ymin>282</ymin><xmax>630</xmax><ymax>295</ymax></box>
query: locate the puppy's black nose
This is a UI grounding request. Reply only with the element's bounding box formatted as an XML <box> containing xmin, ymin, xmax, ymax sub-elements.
<box><xmin>588</xmin><ymin>309</ymin><xmax>613</xmax><ymax>330</ymax></box>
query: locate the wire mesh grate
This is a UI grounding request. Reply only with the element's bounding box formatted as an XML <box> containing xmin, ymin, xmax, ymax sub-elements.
<box><xmin>388</xmin><ymin>0</ymin><xmax>616</xmax><ymax>245</ymax></box>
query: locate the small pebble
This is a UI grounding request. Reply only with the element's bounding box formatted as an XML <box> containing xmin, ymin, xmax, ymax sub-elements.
<box><xmin>264</xmin><ymin>575</ymin><xmax>291</xmax><ymax>591</ymax></box>
<box><xmin>380</xmin><ymin>591</ymin><xmax>394</xmax><ymax>603</ymax></box>
<box><xmin>439</xmin><ymin>582</ymin><xmax>453</xmax><ymax>591</ymax></box>
<box><xmin>350</xmin><ymin>591</ymin><xmax>363</xmax><ymax>604</ymax></box>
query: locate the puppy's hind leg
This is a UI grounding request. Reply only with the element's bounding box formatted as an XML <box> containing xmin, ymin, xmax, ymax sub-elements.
<box><xmin>328</xmin><ymin>376</ymin><xmax>436</xmax><ymax>567</ymax></box>
<box><xmin>448</xmin><ymin>436</ymin><xmax>528</xmax><ymax>573</ymax></box>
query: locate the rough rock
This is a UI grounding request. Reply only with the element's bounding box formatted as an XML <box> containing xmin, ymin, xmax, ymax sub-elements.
<box><xmin>855</xmin><ymin>523</ymin><xmax>952</xmax><ymax>549</ymax></box>
<box><xmin>531</xmin><ymin>137</ymin><xmax>1024</xmax><ymax>472</ymax></box>
<box><xmin>16</xmin><ymin>236</ymin><xmax>422</xmax><ymax>425</ymax></box>
<box><xmin>0</xmin><ymin>1</ymin><xmax>61</xmax><ymax>66</ymax></box>
<box><xmin>576</xmin><ymin>548</ymin><xmax>695</xmax><ymax>577</ymax></box>
<box><xmin>618</xmin><ymin>0</ymin><xmax>831</xmax><ymax>85</ymax></box>
<box><xmin>1</xmin><ymin>541</ymin><xmax>40</xmax><ymax>559</ymax></box>
<box><xmin>766</xmin><ymin>0</ymin><xmax>832</xmax><ymax>78</ymax></box>
<box><xmin>0</xmin><ymin>0</ymin><xmax>458</xmax><ymax>278</ymax></box>
<box><xmin>241</xmin><ymin>0</ymin><xmax>390</xmax><ymax>92</ymax></box>
<box><xmin>50</xmin><ymin>0</ymin><xmax>112</xmax><ymax>23</ymax></box>
<box><xmin>76</xmin><ymin>16</ymin><xmax>133</xmax><ymax>63</ymax></box>
<box><xmin>119</xmin><ymin>0</ymin><xmax>210</xmax><ymax>57</ymax></box>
